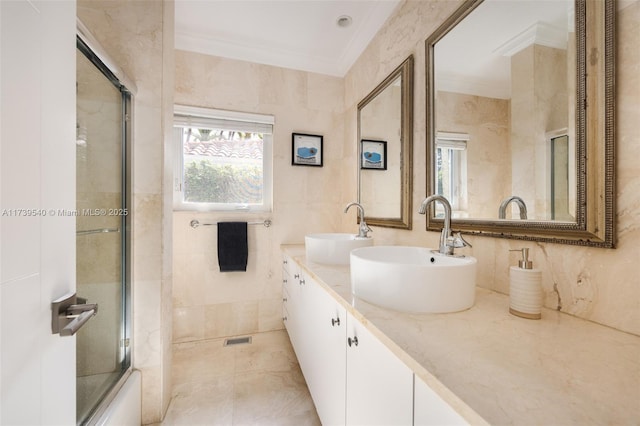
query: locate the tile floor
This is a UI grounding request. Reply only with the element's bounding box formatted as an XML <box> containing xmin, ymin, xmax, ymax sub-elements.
<box><xmin>156</xmin><ymin>330</ymin><xmax>321</xmax><ymax>425</ymax></box>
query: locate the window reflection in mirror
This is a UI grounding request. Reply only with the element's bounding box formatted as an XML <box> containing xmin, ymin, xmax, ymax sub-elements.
<box><xmin>435</xmin><ymin>132</ymin><xmax>468</xmax><ymax>218</ymax></box>
<box><xmin>433</xmin><ymin>0</ymin><xmax>576</xmax><ymax>222</ymax></box>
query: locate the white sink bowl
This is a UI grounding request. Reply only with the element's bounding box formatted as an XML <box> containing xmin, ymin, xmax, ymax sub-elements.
<box><xmin>305</xmin><ymin>233</ymin><xmax>374</xmax><ymax>265</ymax></box>
<box><xmin>350</xmin><ymin>246</ymin><xmax>477</xmax><ymax>313</ymax></box>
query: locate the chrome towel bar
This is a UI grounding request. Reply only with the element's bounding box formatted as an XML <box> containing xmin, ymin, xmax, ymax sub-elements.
<box><xmin>190</xmin><ymin>219</ymin><xmax>272</xmax><ymax>228</ymax></box>
<box><xmin>76</xmin><ymin>227</ymin><xmax>120</xmax><ymax>236</ymax></box>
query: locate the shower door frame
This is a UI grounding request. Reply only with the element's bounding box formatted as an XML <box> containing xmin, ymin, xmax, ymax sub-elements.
<box><xmin>76</xmin><ymin>21</ymin><xmax>134</xmax><ymax>426</ymax></box>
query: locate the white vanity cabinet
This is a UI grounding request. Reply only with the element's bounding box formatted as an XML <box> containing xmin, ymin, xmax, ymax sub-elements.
<box><xmin>281</xmin><ymin>256</ymin><xmax>295</xmax><ymax>338</ymax></box>
<box><xmin>345</xmin><ymin>312</ymin><xmax>414</xmax><ymax>425</ymax></box>
<box><xmin>283</xmin><ymin>255</ymin><xmax>346</xmax><ymax>424</ymax></box>
<box><xmin>282</xmin><ymin>254</ymin><xmax>414</xmax><ymax>425</ymax></box>
<box><xmin>282</xmin><ymin>255</ymin><xmax>309</xmax><ymax>365</ymax></box>
<box><xmin>300</xmin><ymin>275</ymin><xmax>347</xmax><ymax>425</ymax></box>
<box><xmin>414</xmin><ymin>376</ymin><xmax>468</xmax><ymax>425</ymax></box>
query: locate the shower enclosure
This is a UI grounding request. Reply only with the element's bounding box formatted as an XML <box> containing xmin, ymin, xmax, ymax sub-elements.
<box><xmin>75</xmin><ymin>34</ymin><xmax>132</xmax><ymax>425</ymax></box>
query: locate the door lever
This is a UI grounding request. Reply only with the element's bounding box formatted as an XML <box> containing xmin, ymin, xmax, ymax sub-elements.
<box><xmin>51</xmin><ymin>292</ymin><xmax>98</xmax><ymax>336</ymax></box>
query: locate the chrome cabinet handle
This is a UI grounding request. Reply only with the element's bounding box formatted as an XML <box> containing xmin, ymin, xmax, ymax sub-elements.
<box><xmin>348</xmin><ymin>336</ymin><xmax>358</xmax><ymax>347</ymax></box>
<box><xmin>294</xmin><ymin>274</ymin><xmax>300</xmax><ymax>279</ymax></box>
<box><xmin>283</xmin><ymin>297</ymin><xmax>288</xmax><ymax>302</ymax></box>
<box><xmin>299</xmin><ymin>279</ymin><xmax>305</xmax><ymax>285</ymax></box>
<box><xmin>331</xmin><ymin>317</ymin><xmax>340</xmax><ymax>326</ymax></box>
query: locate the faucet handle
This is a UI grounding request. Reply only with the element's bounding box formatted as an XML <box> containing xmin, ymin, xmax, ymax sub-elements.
<box><xmin>448</xmin><ymin>232</ymin><xmax>472</xmax><ymax>249</ymax></box>
<box><xmin>357</xmin><ymin>220</ymin><xmax>372</xmax><ymax>239</ymax></box>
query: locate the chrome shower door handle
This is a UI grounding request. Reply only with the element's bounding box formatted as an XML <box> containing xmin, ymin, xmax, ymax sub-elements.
<box><xmin>52</xmin><ymin>292</ymin><xmax>98</xmax><ymax>336</ymax></box>
<box><xmin>60</xmin><ymin>308</ymin><xmax>96</xmax><ymax>336</ymax></box>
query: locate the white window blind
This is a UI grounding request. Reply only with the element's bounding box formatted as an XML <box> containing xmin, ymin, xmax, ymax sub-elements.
<box><xmin>174</xmin><ymin>105</ymin><xmax>274</xmax><ymax>134</ymax></box>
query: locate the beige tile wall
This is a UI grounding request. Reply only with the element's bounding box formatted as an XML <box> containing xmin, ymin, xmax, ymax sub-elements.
<box><xmin>174</xmin><ymin>0</ymin><xmax>639</xmax><ymax>342</ymax></box>
<box><xmin>77</xmin><ymin>0</ymin><xmax>639</xmax><ymax>424</ymax></box>
<box><xmin>173</xmin><ymin>51</ymin><xmax>346</xmax><ymax>343</ymax></box>
<box><xmin>436</xmin><ymin>91</ymin><xmax>511</xmax><ymax>219</ymax></box>
<box><xmin>511</xmin><ymin>44</ymin><xmax>568</xmax><ymax>219</ymax></box>
<box><xmin>343</xmin><ymin>0</ymin><xmax>640</xmax><ymax>336</ymax></box>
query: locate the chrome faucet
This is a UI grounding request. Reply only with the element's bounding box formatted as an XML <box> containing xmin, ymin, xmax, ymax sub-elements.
<box><xmin>344</xmin><ymin>202</ymin><xmax>371</xmax><ymax>239</ymax></box>
<box><xmin>499</xmin><ymin>195</ymin><xmax>528</xmax><ymax>219</ymax></box>
<box><xmin>418</xmin><ymin>195</ymin><xmax>471</xmax><ymax>256</ymax></box>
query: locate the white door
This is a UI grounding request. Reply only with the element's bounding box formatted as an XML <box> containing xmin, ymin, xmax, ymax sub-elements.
<box><xmin>1</xmin><ymin>1</ymin><xmax>77</xmax><ymax>424</ymax></box>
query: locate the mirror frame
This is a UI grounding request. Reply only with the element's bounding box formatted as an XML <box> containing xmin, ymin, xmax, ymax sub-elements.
<box><xmin>425</xmin><ymin>0</ymin><xmax>615</xmax><ymax>247</ymax></box>
<box><xmin>358</xmin><ymin>55</ymin><xmax>414</xmax><ymax>229</ymax></box>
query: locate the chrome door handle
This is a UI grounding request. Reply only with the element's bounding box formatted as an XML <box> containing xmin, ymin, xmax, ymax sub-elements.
<box><xmin>348</xmin><ymin>336</ymin><xmax>358</xmax><ymax>347</ymax></box>
<box><xmin>52</xmin><ymin>292</ymin><xmax>98</xmax><ymax>336</ymax></box>
<box><xmin>61</xmin><ymin>309</ymin><xmax>96</xmax><ymax>336</ymax></box>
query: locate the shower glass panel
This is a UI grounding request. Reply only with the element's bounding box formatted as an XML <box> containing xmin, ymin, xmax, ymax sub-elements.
<box><xmin>76</xmin><ymin>39</ymin><xmax>131</xmax><ymax>424</ymax></box>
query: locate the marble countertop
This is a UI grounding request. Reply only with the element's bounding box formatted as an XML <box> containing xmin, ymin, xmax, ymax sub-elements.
<box><xmin>282</xmin><ymin>245</ymin><xmax>640</xmax><ymax>425</ymax></box>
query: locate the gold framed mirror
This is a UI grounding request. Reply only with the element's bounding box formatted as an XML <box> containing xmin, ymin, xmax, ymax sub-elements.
<box><xmin>425</xmin><ymin>0</ymin><xmax>614</xmax><ymax>247</ymax></box>
<box><xmin>358</xmin><ymin>55</ymin><xmax>414</xmax><ymax>229</ymax></box>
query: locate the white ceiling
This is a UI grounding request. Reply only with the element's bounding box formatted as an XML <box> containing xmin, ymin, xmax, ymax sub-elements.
<box><xmin>435</xmin><ymin>0</ymin><xmax>572</xmax><ymax>99</ymax></box>
<box><xmin>174</xmin><ymin>0</ymin><xmax>402</xmax><ymax>77</ymax></box>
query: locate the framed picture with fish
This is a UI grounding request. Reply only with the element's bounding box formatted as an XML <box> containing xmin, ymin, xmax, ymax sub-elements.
<box><xmin>292</xmin><ymin>133</ymin><xmax>323</xmax><ymax>167</ymax></box>
<box><xmin>361</xmin><ymin>140</ymin><xmax>387</xmax><ymax>170</ymax></box>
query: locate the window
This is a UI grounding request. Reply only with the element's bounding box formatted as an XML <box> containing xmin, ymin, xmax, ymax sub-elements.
<box><xmin>174</xmin><ymin>105</ymin><xmax>274</xmax><ymax>211</ymax></box>
<box><xmin>435</xmin><ymin>132</ymin><xmax>468</xmax><ymax>215</ymax></box>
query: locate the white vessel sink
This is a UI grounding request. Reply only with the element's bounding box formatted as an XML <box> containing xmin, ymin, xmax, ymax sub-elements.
<box><xmin>305</xmin><ymin>233</ymin><xmax>373</xmax><ymax>265</ymax></box>
<box><xmin>350</xmin><ymin>246</ymin><xmax>477</xmax><ymax>313</ymax></box>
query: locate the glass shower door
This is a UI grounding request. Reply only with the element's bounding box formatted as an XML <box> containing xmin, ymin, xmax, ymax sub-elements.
<box><xmin>75</xmin><ymin>40</ymin><xmax>131</xmax><ymax>424</ymax></box>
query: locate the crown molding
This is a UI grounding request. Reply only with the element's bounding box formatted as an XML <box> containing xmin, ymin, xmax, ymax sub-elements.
<box><xmin>493</xmin><ymin>21</ymin><xmax>568</xmax><ymax>58</ymax></box>
<box><xmin>176</xmin><ymin>31</ymin><xmax>343</xmax><ymax>76</ymax></box>
<box><xmin>175</xmin><ymin>1</ymin><xmax>401</xmax><ymax>77</ymax></box>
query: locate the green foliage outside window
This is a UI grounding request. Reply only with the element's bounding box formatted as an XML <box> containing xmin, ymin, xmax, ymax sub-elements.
<box><xmin>184</xmin><ymin>160</ymin><xmax>263</xmax><ymax>204</ymax></box>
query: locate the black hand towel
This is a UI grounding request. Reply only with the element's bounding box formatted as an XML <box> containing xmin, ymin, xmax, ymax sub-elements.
<box><xmin>217</xmin><ymin>221</ymin><xmax>248</xmax><ymax>272</ymax></box>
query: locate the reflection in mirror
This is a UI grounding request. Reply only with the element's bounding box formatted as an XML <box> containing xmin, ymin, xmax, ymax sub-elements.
<box><xmin>426</xmin><ymin>0</ymin><xmax>615</xmax><ymax>247</ymax></box>
<box><xmin>434</xmin><ymin>0</ymin><xmax>576</xmax><ymax>221</ymax></box>
<box><xmin>358</xmin><ymin>55</ymin><xmax>413</xmax><ymax>229</ymax></box>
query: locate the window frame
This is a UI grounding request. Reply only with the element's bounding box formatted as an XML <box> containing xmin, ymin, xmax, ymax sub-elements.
<box><xmin>435</xmin><ymin>132</ymin><xmax>468</xmax><ymax>215</ymax></box>
<box><xmin>173</xmin><ymin>105</ymin><xmax>274</xmax><ymax>212</ymax></box>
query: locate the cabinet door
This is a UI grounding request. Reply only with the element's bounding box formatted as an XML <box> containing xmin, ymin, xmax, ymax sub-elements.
<box><xmin>282</xmin><ymin>257</ymin><xmax>295</xmax><ymax>334</ymax></box>
<box><xmin>304</xmin><ymin>279</ymin><xmax>347</xmax><ymax>426</ymax></box>
<box><xmin>346</xmin><ymin>313</ymin><xmax>413</xmax><ymax>425</ymax></box>
<box><xmin>414</xmin><ymin>376</ymin><xmax>468</xmax><ymax>425</ymax></box>
<box><xmin>282</xmin><ymin>256</ymin><xmax>307</xmax><ymax>364</ymax></box>
<box><xmin>282</xmin><ymin>256</ymin><xmax>294</xmax><ymax>333</ymax></box>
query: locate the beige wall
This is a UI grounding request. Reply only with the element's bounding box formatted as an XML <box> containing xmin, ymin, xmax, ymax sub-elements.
<box><xmin>511</xmin><ymin>44</ymin><xmax>568</xmax><ymax>220</ymax></box>
<box><xmin>173</xmin><ymin>0</ymin><xmax>639</xmax><ymax>340</ymax></box>
<box><xmin>172</xmin><ymin>51</ymin><xmax>346</xmax><ymax>343</ymax></box>
<box><xmin>77</xmin><ymin>0</ymin><xmax>174</xmax><ymax>423</ymax></box>
<box><xmin>77</xmin><ymin>1</ymin><xmax>639</xmax><ymax>423</ymax></box>
<box><xmin>344</xmin><ymin>0</ymin><xmax>640</xmax><ymax>336</ymax></box>
<box><xmin>435</xmin><ymin>91</ymin><xmax>511</xmax><ymax>218</ymax></box>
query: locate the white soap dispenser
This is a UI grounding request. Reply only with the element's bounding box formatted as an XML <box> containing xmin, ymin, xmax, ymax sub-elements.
<box><xmin>508</xmin><ymin>248</ymin><xmax>542</xmax><ymax>319</ymax></box>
